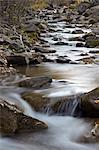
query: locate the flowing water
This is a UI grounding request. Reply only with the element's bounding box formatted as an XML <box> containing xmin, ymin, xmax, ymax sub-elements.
<box><xmin>0</xmin><ymin>20</ymin><xmax>99</xmax><ymax>150</ymax></box>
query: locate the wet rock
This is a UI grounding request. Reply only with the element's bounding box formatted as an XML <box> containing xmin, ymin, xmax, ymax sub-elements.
<box><xmin>80</xmin><ymin>87</ymin><xmax>99</xmax><ymax>117</ymax></box>
<box><xmin>72</xmin><ymin>30</ymin><xmax>84</xmax><ymax>34</ymax></box>
<box><xmin>7</xmin><ymin>52</ymin><xmax>43</xmax><ymax>65</ymax></box>
<box><xmin>33</xmin><ymin>46</ymin><xmax>56</xmax><ymax>53</ymax></box>
<box><xmin>82</xmin><ymin>32</ymin><xmax>96</xmax><ymax>41</ymax></box>
<box><xmin>56</xmin><ymin>56</ymin><xmax>71</xmax><ymax>64</ymax></box>
<box><xmin>49</xmin><ymin>95</ymin><xmax>81</xmax><ymax>117</ymax></box>
<box><xmin>77</xmin><ymin>57</ymin><xmax>95</xmax><ymax>64</ymax></box>
<box><xmin>0</xmin><ymin>99</ymin><xmax>48</xmax><ymax>136</ymax></box>
<box><xmin>69</xmin><ymin>36</ymin><xmax>84</xmax><ymax>41</ymax></box>
<box><xmin>76</xmin><ymin>42</ymin><xmax>85</xmax><ymax>47</ymax></box>
<box><xmin>79</xmin><ymin>53</ymin><xmax>88</xmax><ymax>56</ymax></box>
<box><xmin>22</xmin><ymin>92</ymin><xmax>49</xmax><ymax>112</ymax></box>
<box><xmin>52</xmin><ymin>37</ymin><xmax>59</xmax><ymax>41</ymax></box>
<box><xmin>18</xmin><ymin>76</ymin><xmax>52</xmax><ymax>89</ymax></box>
<box><xmin>89</xmin><ymin>50</ymin><xmax>99</xmax><ymax>54</ymax></box>
<box><xmin>54</xmin><ymin>41</ymin><xmax>68</xmax><ymax>45</ymax></box>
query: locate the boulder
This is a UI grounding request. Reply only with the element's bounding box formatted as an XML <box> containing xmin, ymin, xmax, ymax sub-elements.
<box><xmin>7</xmin><ymin>52</ymin><xmax>43</xmax><ymax>65</ymax></box>
<box><xmin>0</xmin><ymin>99</ymin><xmax>48</xmax><ymax>136</ymax></box>
<box><xmin>77</xmin><ymin>2</ymin><xmax>91</xmax><ymax>15</ymax></box>
<box><xmin>22</xmin><ymin>92</ymin><xmax>49</xmax><ymax>112</ymax></box>
<box><xmin>80</xmin><ymin>87</ymin><xmax>99</xmax><ymax>117</ymax></box>
<box><xmin>18</xmin><ymin>76</ymin><xmax>52</xmax><ymax>89</ymax></box>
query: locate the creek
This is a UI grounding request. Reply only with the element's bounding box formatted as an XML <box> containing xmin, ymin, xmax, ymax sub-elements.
<box><xmin>0</xmin><ymin>20</ymin><xmax>99</xmax><ymax>150</ymax></box>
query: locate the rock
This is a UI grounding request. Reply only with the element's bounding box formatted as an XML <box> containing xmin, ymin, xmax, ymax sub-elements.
<box><xmin>7</xmin><ymin>52</ymin><xmax>43</xmax><ymax>65</ymax></box>
<box><xmin>80</xmin><ymin>87</ymin><xmax>99</xmax><ymax>117</ymax></box>
<box><xmin>76</xmin><ymin>42</ymin><xmax>85</xmax><ymax>47</ymax></box>
<box><xmin>18</xmin><ymin>76</ymin><xmax>52</xmax><ymax>89</ymax></box>
<box><xmin>22</xmin><ymin>92</ymin><xmax>49</xmax><ymax>112</ymax></box>
<box><xmin>49</xmin><ymin>95</ymin><xmax>81</xmax><ymax>117</ymax></box>
<box><xmin>69</xmin><ymin>36</ymin><xmax>84</xmax><ymax>41</ymax></box>
<box><xmin>54</xmin><ymin>41</ymin><xmax>68</xmax><ymax>45</ymax></box>
<box><xmin>23</xmin><ymin>23</ymin><xmax>38</xmax><ymax>33</ymax></box>
<box><xmin>0</xmin><ymin>99</ymin><xmax>48</xmax><ymax>136</ymax></box>
<box><xmin>77</xmin><ymin>2</ymin><xmax>91</xmax><ymax>15</ymax></box>
<box><xmin>72</xmin><ymin>30</ymin><xmax>84</xmax><ymax>34</ymax></box>
<box><xmin>85</xmin><ymin>39</ymin><xmax>99</xmax><ymax>48</ymax></box>
<box><xmin>77</xmin><ymin>57</ymin><xmax>95</xmax><ymax>64</ymax></box>
<box><xmin>82</xmin><ymin>32</ymin><xmax>96</xmax><ymax>41</ymax></box>
<box><xmin>52</xmin><ymin>37</ymin><xmax>59</xmax><ymax>41</ymax></box>
<box><xmin>0</xmin><ymin>50</ymin><xmax>7</xmax><ymax>66</ymax></box>
<box><xmin>0</xmin><ymin>67</ymin><xmax>16</xmax><ymax>76</ymax></box>
<box><xmin>89</xmin><ymin>50</ymin><xmax>99</xmax><ymax>54</ymax></box>
<box><xmin>33</xmin><ymin>46</ymin><xmax>56</xmax><ymax>53</ymax></box>
<box><xmin>56</xmin><ymin>56</ymin><xmax>71</xmax><ymax>64</ymax></box>
<box><xmin>79</xmin><ymin>53</ymin><xmax>88</xmax><ymax>56</ymax></box>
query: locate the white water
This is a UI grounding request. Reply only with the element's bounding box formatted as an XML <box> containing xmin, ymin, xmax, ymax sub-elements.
<box><xmin>0</xmin><ymin>90</ymin><xmax>99</xmax><ymax>150</ymax></box>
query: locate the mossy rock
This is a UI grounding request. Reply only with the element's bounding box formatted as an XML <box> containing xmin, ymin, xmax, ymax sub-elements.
<box><xmin>85</xmin><ymin>39</ymin><xmax>99</xmax><ymax>48</ymax></box>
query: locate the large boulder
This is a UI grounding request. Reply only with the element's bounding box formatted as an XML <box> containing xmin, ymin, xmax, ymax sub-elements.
<box><xmin>80</xmin><ymin>87</ymin><xmax>99</xmax><ymax>117</ymax></box>
<box><xmin>0</xmin><ymin>99</ymin><xmax>48</xmax><ymax>136</ymax></box>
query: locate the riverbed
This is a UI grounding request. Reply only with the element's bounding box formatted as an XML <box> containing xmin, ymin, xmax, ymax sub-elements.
<box><xmin>0</xmin><ymin>17</ymin><xmax>99</xmax><ymax>150</ymax></box>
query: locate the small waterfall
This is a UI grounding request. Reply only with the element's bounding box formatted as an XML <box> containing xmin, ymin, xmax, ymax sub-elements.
<box><xmin>43</xmin><ymin>96</ymin><xmax>82</xmax><ymax>117</ymax></box>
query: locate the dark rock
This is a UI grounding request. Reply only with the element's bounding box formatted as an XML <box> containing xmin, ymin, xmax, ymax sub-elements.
<box><xmin>18</xmin><ymin>76</ymin><xmax>52</xmax><ymax>89</ymax></box>
<box><xmin>0</xmin><ymin>99</ymin><xmax>48</xmax><ymax>136</ymax></box>
<box><xmin>22</xmin><ymin>92</ymin><xmax>49</xmax><ymax>112</ymax></box>
<box><xmin>33</xmin><ymin>46</ymin><xmax>56</xmax><ymax>53</ymax></box>
<box><xmin>72</xmin><ymin>30</ymin><xmax>84</xmax><ymax>34</ymax></box>
<box><xmin>76</xmin><ymin>42</ymin><xmax>85</xmax><ymax>47</ymax></box>
<box><xmin>80</xmin><ymin>87</ymin><xmax>99</xmax><ymax>117</ymax></box>
<box><xmin>23</xmin><ymin>23</ymin><xmax>38</xmax><ymax>33</ymax></box>
<box><xmin>69</xmin><ymin>36</ymin><xmax>84</xmax><ymax>41</ymax></box>
<box><xmin>89</xmin><ymin>50</ymin><xmax>99</xmax><ymax>54</ymax></box>
<box><xmin>77</xmin><ymin>2</ymin><xmax>91</xmax><ymax>15</ymax></box>
<box><xmin>56</xmin><ymin>56</ymin><xmax>71</xmax><ymax>64</ymax></box>
<box><xmin>82</xmin><ymin>32</ymin><xmax>96</xmax><ymax>41</ymax></box>
<box><xmin>54</xmin><ymin>41</ymin><xmax>68</xmax><ymax>45</ymax></box>
<box><xmin>52</xmin><ymin>37</ymin><xmax>59</xmax><ymax>41</ymax></box>
<box><xmin>7</xmin><ymin>52</ymin><xmax>43</xmax><ymax>66</ymax></box>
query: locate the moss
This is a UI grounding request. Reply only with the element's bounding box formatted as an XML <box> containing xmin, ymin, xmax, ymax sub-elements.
<box><xmin>32</xmin><ymin>0</ymin><xmax>48</xmax><ymax>10</ymax></box>
<box><xmin>24</xmin><ymin>31</ymin><xmax>39</xmax><ymax>44</ymax></box>
<box><xmin>86</xmin><ymin>39</ymin><xmax>99</xmax><ymax>48</ymax></box>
